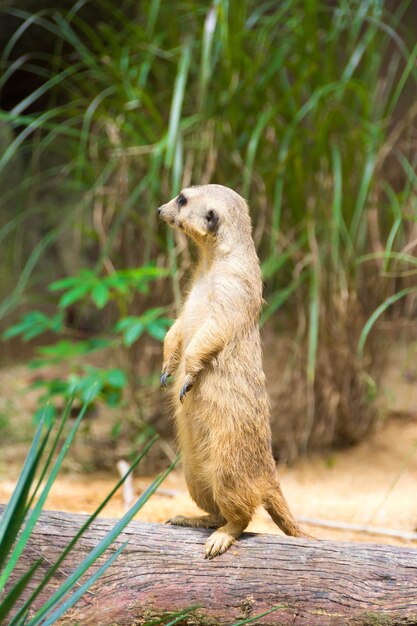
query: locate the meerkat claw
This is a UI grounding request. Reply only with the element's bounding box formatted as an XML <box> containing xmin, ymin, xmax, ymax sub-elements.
<box><xmin>160</xmin><ymin>371</ymin><xmax>170</xmax><ymax>390</ymax></box>
<box><xmin>179</xmin><ymin>380</ymin><xmax>193</xmax><ymax>403</ymax></box>
<box><xmin>166</xmin><ymin>515</ymin><xmax>191</xmax><ymax>526</ymax></box>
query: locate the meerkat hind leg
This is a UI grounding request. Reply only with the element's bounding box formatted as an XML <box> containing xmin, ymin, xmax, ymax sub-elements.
<box><xmin>205</xmin><ymin>520</ymin><xmax>248</xmax><ymax>559</ymax></box>
<box><xmin>167</xmin><ymin>514</ymin><xmax>224</xmax><ymax>529</ymax></box>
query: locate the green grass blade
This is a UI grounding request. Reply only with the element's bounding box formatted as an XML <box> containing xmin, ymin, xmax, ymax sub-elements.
<box><xmin>11</xmin><ymin>64</ymin><xmax>80</xmax><ymax>117</ymax></box>
<box><xmin>341</xmin><ymin>22</ymin><xmax>378</xmax><ymax>84</ymax></box>
<box><xmin>171</xmin><ymin>129</ymin><xmax>183</xmax><ymax>192</ymax></box>
<box><xmin>381</xmin><ymin>181</ymin><xmax>403</xmax><ymax>272</ymax></box>
<box><xmin>0</xmin><ymin>107</ymin><xmax>83</xmax><ymax>139</ymax></box>
<box><xmin>330</xmin><ymin>144</ymin><xmax>342</xmax><ymax>270</ymax></box>
<box><xmin>386</xmin><ymin>41</ymin><xmax>417</xmax><ymax>117</ymax></box>
<box><xmin>52</xmin><ymin>13</ymin><xmax>100</xmax><ymax>73</ymax></box>
<box><xmin>25</xmin><ymin>396</ymin><xmax>75</xmax><ymax>513</ymax></box>
<box><xmin>384</xmin><ymin>219</ymin><xmax>405</xmax><ymax>271</ymax></box>
<box><xmin>0</xmin><ymin>111</ymin><xmax>51</xmax><ymax>176</ymax></box>
<box><xmin>0</xmin><ymin>211</ymin><xmax>32</xmax><ymax>244</ymax></box>
<box><xmin>243</xmin><ymin>107</ymin><xmax>274</xmax><ymax>199</ymax></box>
<box><xmin>198</xmin><ymin>3</ymin><xmax>218</xmax><ymax>110</ymax></box>
<box><xmin>27</xmin><ymin>458</ymin><xmax>178</xmax><ymax>625</ymax></box>
<box><xmin>358</xmin><ymin>287</ymin><xmax>417</xmax><ymax>358</ymax></box>
<box><xmin>0</xmin><ymin>415</ymin><xmax>51</xmax><ymax>578</ymax></box>
<box><xmin>261</xmin><ymin>234</ymin><xmax>307</xmax><ymax>282</ymax></box>
<box><xmin>397</xmin><ymin>152</ymin><xmax>417</xmax><ymax>192</ymax></box>
<box><xmin>307</xmin><ymin>259</ymin><xmax>319</xmax><ymax>386</ymax></box>
<box><xmin>76</xmin><ymin>85</ymin><xmax>116</xmax><ymax>183</ymax></box>
<box><xmin>0</xmin><ymin>418</ymin><xmax>44</xmax><ymax>544</ymax></box>
<box><xmin>165</xmin><ymin>39</ymin><xmax>192</xmax><ymax>168</ymax></box>
<box><xmin>260</xmin><ymin>272</ymin><xmax>307</xmax><ymax>327</ymax></box>
<box><xmin>0</xmin><ymin>396</ymin><xmax>93</xmax><ymax>590</ymax></box>
<box><xmin>219</xmin><ymin>0</ymin><xmax>229</xmax><ymax>53</ymax></box>
<box><xmin>356</xmin><ymin>251</ymin><xmax>417</xmax><ymax>268</ymax></box>
<box><xmin>142</xmin><ymin>607</ymin><xmax>201</xmax><ymax>626</ymax></box>
<box><xmin>232</xmin><ymin>605</ymin><xmax>285</xmax><ymax>625</ymax></box>
<box><xmin>147</xmin><ymin>0</ymin><xmax>161</xmax><ymax>36</ymax></box>
<box><xmin>0</xmin><ymin>228</ymin><xmax>59</xmax><ymax>321</ymax></box>
<box><xmin>350</xmin><ymin>147</ymin><xmax>377</xmax><ymax>244</ymax></box>
<box><xmin>164</xmin><ymin>607</ymin><xmax>201</xmax><ymax>626</ymax></box>
<box><xmin>39</xmin><ymin>542</ymin><xmax>127</xmax><ymax>626</ymax></box>
<box><xmin>0</xmin><ymin>560</ymin><xmax>42</xmax><ymax>624</ymax></box>
<box><xmin>0</xmin><ymin>9</ymin><xmax>62</xmax><ymax>62</ymax></box>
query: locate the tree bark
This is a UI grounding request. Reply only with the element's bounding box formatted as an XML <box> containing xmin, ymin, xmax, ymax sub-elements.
<box><xmin>5</xmin><ymin>508</ymin><xmax>417</xmax><ymax>625</ymax></box>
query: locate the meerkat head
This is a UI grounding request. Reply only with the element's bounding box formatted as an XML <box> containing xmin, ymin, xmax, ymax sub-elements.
<box><xmin>157</xmin><ymin>184</ymin><xmax>251</xmax><ymax>244</ymax></box>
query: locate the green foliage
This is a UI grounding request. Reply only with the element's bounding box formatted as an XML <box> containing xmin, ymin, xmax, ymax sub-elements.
<box><xmin>49</xmin><ymin>267</ymin><xmax>167</xmax><ymax>309</ymax></box>
<box><xmin>0</xmin><ymin>395</ymin><xmax>177</xmax><ymax>624</ymax></box>
<box><xmin>116</xmin><ymin>308</ymin><xmax>171</xmax><ymax>345</ymax></box>
<box><xmin>3</xmin><ymin>312</ymin><xmax>64</xmax><ymax>342</ymax></box>
<box><xmin>3</xmin><ymin>265</ymin><xmax>171</xmax><ymax>424</ymax></box>
<box><xmin>30</xmin><ymin>339</ymin><xmax>113</xmax><ymax>366</ymax></box>
<box><xmin>30</xmin><ymin>366</ymin><xmax>128</xmax><ymax>422</ymax></box>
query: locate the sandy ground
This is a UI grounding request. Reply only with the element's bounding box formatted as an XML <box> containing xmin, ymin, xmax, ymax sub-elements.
<box><xmin>1</xmin><ymin>350</ymin><xmax>417</xmax><ymax>548</ymax></box>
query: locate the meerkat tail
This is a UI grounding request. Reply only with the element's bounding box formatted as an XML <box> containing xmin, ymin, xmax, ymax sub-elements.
<box><xmin>264</xmin><ymin>481</ymin><xmax>312</xmax><ymax>539</ymax></box>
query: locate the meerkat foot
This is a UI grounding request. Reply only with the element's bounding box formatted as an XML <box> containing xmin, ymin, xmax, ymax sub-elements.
<box><xmin>167</xmin><ymin>514</ymin><xmax>223</xmax><ymax>529</ymax></box>
<box><xmin>204</xmin><ymin>522</ymin><xmax>245</xmax><ymax>559</ymax></box>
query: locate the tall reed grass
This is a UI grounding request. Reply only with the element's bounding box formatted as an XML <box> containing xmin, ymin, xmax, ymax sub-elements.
<box><xmin>1</xmin><ymin>0</ymin><xmax>416</xmax><ymax>457</ymax></box>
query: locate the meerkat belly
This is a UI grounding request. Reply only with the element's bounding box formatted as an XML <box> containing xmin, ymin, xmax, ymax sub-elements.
<box><xmin>175</xmin><ymin>330</ymin><xmax>271</xmax><ymax>476</ymax></box>
<box><xmin>181</xmin><ymin>278</ymin><xmax>211</xmax><ymax>348</ymax></box>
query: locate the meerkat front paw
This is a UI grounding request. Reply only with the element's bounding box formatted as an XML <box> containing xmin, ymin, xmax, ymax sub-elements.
<box><xmin>179</xmin><ymin>375</ymin><xmax>194</xmax><ymax>403</ymax></box>
<box><xmin>160</xmin><ymin>370</ymin><xmax>171</xmax><ymax>390</ymax></box>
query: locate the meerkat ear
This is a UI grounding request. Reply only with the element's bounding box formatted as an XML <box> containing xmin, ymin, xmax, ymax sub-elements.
<box><xmin>206</xmin><ymin>209</ymin><xmax>219</xmax><ymax>233</ymax></box>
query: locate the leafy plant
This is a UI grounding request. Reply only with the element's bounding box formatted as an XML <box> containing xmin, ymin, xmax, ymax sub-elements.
<box><xmin>3</xmin><ymin>265</ymin><xmax>171</xmax><ymax>426</ymax></box>
<box><xmin>0</xmin><ymin>395</ymin><xmax>177</xmax><ymax>625</ymax></box>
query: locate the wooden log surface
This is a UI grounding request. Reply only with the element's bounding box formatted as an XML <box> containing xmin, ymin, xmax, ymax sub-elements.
<box><xmin>5</xmin><ymin>508</ymin><xmax>417</xmax><ymax>625</ymax></box>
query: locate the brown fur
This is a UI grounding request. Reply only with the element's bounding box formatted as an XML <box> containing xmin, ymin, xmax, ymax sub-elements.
<box><xmin>157</xmin><ymin>184</ymin><xmax>309</xmax><ymax>558</ymax></box>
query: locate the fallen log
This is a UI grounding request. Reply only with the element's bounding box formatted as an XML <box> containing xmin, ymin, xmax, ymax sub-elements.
<box><xmin>5</xmin><ymin>508</ymin><xmax>417</xmax><ymax>625</ymax></box>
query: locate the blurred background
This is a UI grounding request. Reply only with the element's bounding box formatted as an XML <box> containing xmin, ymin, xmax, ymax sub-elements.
<box><xmin>0</xmin><ymin>0</ymin><xmax>416</xmax><ymax>542</ymax></box>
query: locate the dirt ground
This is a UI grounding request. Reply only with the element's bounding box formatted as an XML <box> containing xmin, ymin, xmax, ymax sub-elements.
<box><xmin>1</xmin><ymin>346</ymin><xmax>417</xmax><ymax>548</ymax></box>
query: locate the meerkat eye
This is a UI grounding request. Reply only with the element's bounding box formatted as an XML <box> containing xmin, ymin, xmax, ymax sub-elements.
<box><xmin>206</xmin><ymin>209</ymin><xmax>219</xmax><ymax>232</ymax></box>
<box><xmin>177</xmin><ymin>193</ymin><xmax>187</xmax><ymax>208</ymax></box>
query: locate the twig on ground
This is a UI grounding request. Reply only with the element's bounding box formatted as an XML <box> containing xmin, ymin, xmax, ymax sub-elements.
<box><xmin>296</xmin><ymin>516</ymin><xmax>417</xmax><ymax>541</ymax></box>
<box><xmin>116</xmin><ymin>460</ymin><xmax>135</xmax><ymax>511</ymax></box>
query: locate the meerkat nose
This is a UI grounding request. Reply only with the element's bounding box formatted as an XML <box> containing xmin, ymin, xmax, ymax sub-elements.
<box><xmin>157</xmin><ymin>206</ymin><xmax>162</xmax><ymax>216</ymax></box>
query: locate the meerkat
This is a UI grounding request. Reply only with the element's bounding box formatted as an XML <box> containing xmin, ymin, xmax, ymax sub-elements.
<box><xmin>157</xmin><ymin>184</ymin><xmax>309</xmax><ymax>558</ymax></box>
